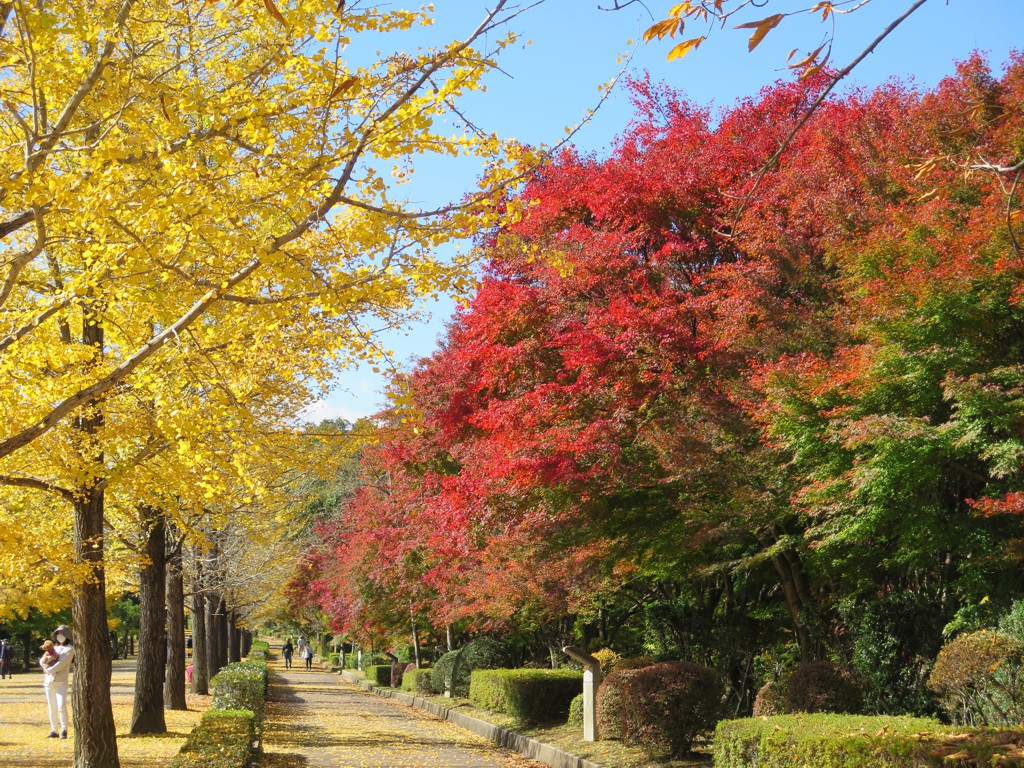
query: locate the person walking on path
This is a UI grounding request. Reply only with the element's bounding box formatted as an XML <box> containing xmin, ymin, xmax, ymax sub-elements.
<box><xmin>41</xmin><ymin>625</ymin><xmax>74</xmax><ymax>739</ymax></box>
<box><xmin>0</xmin><ymin>638</ymin><xmax>12</xmax><ymax>679</ymax></box>
<box><xmin>302</xmin><ymin>641</ymin><xmax>313</xmax><ymax>670</ymax></box>
<box><xmin>282</xmin><ymin>638</ymin><xmax>293</xmax><ymax>670</ymax></box>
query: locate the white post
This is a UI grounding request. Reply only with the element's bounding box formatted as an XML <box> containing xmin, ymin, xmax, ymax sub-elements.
<box><xmin>563</xmin><ymin>645</ymin><xmax>602</xmax><ymax>742</ymax></box>
<box><xmin>582</xmin><ymin>667</ymin><xmax>601</xmax><ymax>741</ymax></box>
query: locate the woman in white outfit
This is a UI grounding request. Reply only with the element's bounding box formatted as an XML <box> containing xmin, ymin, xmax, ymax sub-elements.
<box><xmin>41</xmin><ymin>624</ymin><xmax>75</xmax><ymax>739</ymax></box>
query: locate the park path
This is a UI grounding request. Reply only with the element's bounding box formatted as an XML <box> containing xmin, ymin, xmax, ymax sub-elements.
<box><xmin>0</xmin><ymin>656</ymin><xmax>207</xmax><ymax>767</ymax></box>
<box><xmin>260</xmin><ymin>644</ymin><xmax>543</xmax><ymax>768</ymax></box>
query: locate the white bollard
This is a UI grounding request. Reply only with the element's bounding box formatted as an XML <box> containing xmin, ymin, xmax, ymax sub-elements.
<box><xmin>582</xmin><ymin>667</ymin><xmax>601</xmax><ymax>741</ymax></box>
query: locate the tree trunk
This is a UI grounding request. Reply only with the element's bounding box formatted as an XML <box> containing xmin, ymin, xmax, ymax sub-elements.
<box><xmin>164</xmin><ymin>534</ymin><xmax>187</xmax><ymax>710</ymax></box>
<box><xmin>131</xmin><ymin>506</ymin><xmax>167</xmax><ymax>734</ymax></box>
<box><xmin>241</xmin><ymin>630</ymin><xmax>252</xmax><ymax>658</ymax></box>
<box><xmin>227</xmin><ymin>613</ymin><xmax>240</xmax><ymax>664</ymax></box>
<box><xmin>771</xmin><ymin>552</ymin><xmax>816</xmax><ymax>659</ymax></box>
<box><xmin>190</xmin><ymin>585</ymin><xmax>209</xmax><ymax>696</ymax></box>
<box><xmin>72</xmin><ymin>484</ymin><xmax>120</xmax><ymax>768</ymax></box>
<box><xmin>216</xmin><ymin>597</ymin><xmax>229</xmax><ymax>671</ymax></box>
<box><xmin>71</xmin><ymin>312</ymin><xmax>120</xmax><ymax>768</ymax></box>
<box><xmin>206</xmin><ymin>591</ymin><xmax>228</xmax><ymax>679</ymax></box>
<box><xmin>410</xmin><ymin>602</ymin><xmax>421</xmax><ymax>667</ymax></box>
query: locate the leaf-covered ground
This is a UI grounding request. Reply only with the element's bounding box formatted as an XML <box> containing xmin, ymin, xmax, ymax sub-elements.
<box><xmin>0</xmin><ymin>657</ymin><xmax>209</xmax><ymax>767</ymax></box>
<box><xmin>261</xmin><ymin>649</ymin><xmax>546</xmax><ymax>768</ymax></box>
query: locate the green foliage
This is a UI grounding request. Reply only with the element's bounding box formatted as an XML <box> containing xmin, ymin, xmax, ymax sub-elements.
<box><xmin>449</xmin><ymin>638</ymin><xmax>515</xmax><ymax>697</ymax></box>
<box><xmin>170</xmin><ymin>709</ymin><xmax>257</xmax><ymax>768</ymax></box>
<box><xmin>928</xmin><ymin>630</ymin><xmax>1024</xmax><ymax>725</ymax></box>
<box><xmin>469</xmin><ymin>669</ymin><xmax>582</xmax><ymax>726</ymax></box>
<box><xmin>211</xmin><ymin>661</ymin><xmax>269</xmax><ymax>731</ymax></box>
<box><xmin>618</xmin><ymin>661</ymin><xmax>722</xmax><ymax>758</ymax></box>
<box><xmin>402</xmin><ymin>668</ymin><xmax>431</xmax><ymax>693</ymax></box>
<box><xmin>364</xmin><ymin>664</ymin><xmax>392</xmax><ymax>687</ymax></box>
<box><xmin>591</xmin><ymin>648</ymin><xmax>621</xmax><ymax>673</ymax></box>
<box><xmin>841</xmin><ymin>592</ymin><xmax>943</xmax><ymax>716</ymax></box>
<box><xmin>568</xmin><ymin>693</ymin><xmax>584</xmax><ymax>727</ymax></box>
<box><xmin>329</xmin><ymin>652</ymin><xmax>341</xmax><ymax>668</ymax></box>
<box><xmin>712</xmin><ymin>714</ymin><xmax>1021</xmax><ymax>768</ymax></box>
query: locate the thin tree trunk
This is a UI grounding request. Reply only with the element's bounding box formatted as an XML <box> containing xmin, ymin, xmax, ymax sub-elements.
<box><xmin>190</xmin><ymin>552</ymin><xmax>209</xmax><ymax>696</ymax></box>
<box><xmin>72</xmin><ymin>484</ymin><xmax>120</xmax><ymax>768</ymax></box>
<box><xmin>164</xmin><ymin>533</ymin><xmax>186</xmax><ymax>710</ymax></box>
<box><xmin>216</xmin><ymin>597</ymin><xmax>229</xmax><ymax>671</ymax></box>
<box><xmin>132</xmin><ymin>505</ymin><xmax>167</xmax><ymax>734</ymax></box>
<box><xmin>410</xmin><ymin>602</ymin><xmax>421</xmax><ymax>667</ymax></box>
<box><xmin>227</xmin><ymin>612</ymin><xmax>240</xmax><ymax>664</ymax></box>
<box><xmin>71</xmin><ymin>312</ymin><xmax>120</xmax><ymax>768</ymax></box>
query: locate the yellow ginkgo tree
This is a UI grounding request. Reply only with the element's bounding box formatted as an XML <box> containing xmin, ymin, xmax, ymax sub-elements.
<box><xmin>0</xmin><ymin>1</ymin><xmax>538</xmax><ymax>765</ymax></box>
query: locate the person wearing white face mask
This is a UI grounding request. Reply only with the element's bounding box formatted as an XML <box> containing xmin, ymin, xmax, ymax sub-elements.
<box><xmin>41</xmin><ymin>625</ymin><xmax>75</xmax><ymax>739</ymax></box>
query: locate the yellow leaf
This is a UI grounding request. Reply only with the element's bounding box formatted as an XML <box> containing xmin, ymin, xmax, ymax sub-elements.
<box><xmin>666</xmin><ymin>36</ymin><xmax>705</xmax><ymax>62</ymax></box>
<box><xmin>735</xmin><ymin>13</ymin><xmax>784</xmax><ymax>52</ymax></box>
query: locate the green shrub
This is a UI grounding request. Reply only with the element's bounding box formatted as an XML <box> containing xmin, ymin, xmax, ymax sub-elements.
<box><xmin>416</xmin><ymin>668</ymin><xmax>432</xmax><ymax>694</ymax></box>
<box><xmin>449</xmin><ymin>638</ymin><xmax>515</xmax><ymax>697</ymax></box>
<box><xmin>364</xmin><ymin>664</ymin><xmax>392</xmax><ymax>686</ymax></box>
<box><xmin>928</xmin><ymin>630</ymin><xmax>1024</xmax><ymax>726</ymax></box>
<box><xmin>432</xmin><ymin>650</ymin><xmax>459</xmax><ymax>695</ymax></box>
<box><xmin>211</xmin><ymin>661</ymin><xmax>269</xmax><ymax>731</ymax></box>
<box><xmin>249</xmin><ymin>640</ymin><xmax>269</xmax><ymax>654</ymax></box>
<box><xmin>567</xmin><ymin>693</ymin><xmax>584</xmax><ymax>727</ymax></box>
<box><xmin>712</xmin><ymin>714</ymin><xmax>1024</xmax><ymax>768</ymax></box>
<box><xmin>402</xmin><ymin>668</ymin><xmax>426</xmax><ymax>693</ymax></box>
<box><xmin>783</xmin><ymin>660</ymin><xmax>864</xmax><ymax>715</ymax></box>
<box><xmin>329</xmin><ymin>652</ymin><xmax>341</xmax><ymax>667</ymax></box>
<box><xmin>469</xmin><ymin>669</ymin><xmax>582</xmax><ymax>726</ymax></box>
<box><xmin>596</xmin><ymin>668</ymin><xmax>641</xmax><ymax>739</ymax></box>
<box><xmin>619</xmin><ymin>661</ymin><xmax>722</xmax><ymax>758</ymax></box>
<box><xmin>842</xmin><ymin>591</ymin><xmax>944</xmax><ymax>716</ymax></box>
<box><xmin>170</xmin><ymin>709</ymin><xmax>256</xmax><ymax>768</ymax></box>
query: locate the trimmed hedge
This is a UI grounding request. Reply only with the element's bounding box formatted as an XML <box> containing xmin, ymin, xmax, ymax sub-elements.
<box><xmin>449</xmin><ymin>638</ymin><xmax>515</xmax><ymax>697</ymax></box>
<box><xmin>568</xmin><ymin>693</ymin><xmax>584</xmax><ymax>727</ymax></box>
<box><xmin>470</xmin><ymin>669</ymin><xmax>582</xmax><ymax>726</ymax></box>
<box><xmin>211</xmin><ymin>660</ymin><xmax>269</xmax><ymax>732</ymax></box>
<box><xmin>712</xmin><ymin>714</ymin><xmax>1024</xmax><ymax>768</ymax></box>
<box><xmin>170</xmin><ymin>709</ymin><xmax>257</xmax><ymax>768</ymax></box>
<box><xmin>364</xmin><ymin>664</ymin><xmax>392</xmax><ymax>686</ymax></box>
<box><xmin>402</xmin><ymin>668</ymin><xmax>431</xmax><ymax>693</ymax></box>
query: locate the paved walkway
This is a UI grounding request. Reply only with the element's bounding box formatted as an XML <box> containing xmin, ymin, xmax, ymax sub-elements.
<box><xmin>0</xmin><ymin>656</ymin><xmax>207</xmax><ymax>767</ymax></box>
<box><xmin>261</xmin><ymin>645</ymin><xmax>543</xmax><ymax>768</ymax></box>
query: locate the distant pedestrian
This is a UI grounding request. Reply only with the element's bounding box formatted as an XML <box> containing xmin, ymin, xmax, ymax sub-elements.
<box><xmin>41</xmin><ymin>625</ymin><xmax>74</xmax><ymax>739</ymax></box>
<box><xmin>302</xmin><ymin>641</ymin><xmax>314</xmax><ymax>671</ymax></box>
<box><xmin>0</xmin><ymin>639</ymin><xmax>12</xmax><ymax>678</ymax></box>
<box><xmin>186</xmin><ymin>663</ymin><xmax>194</xmax><ymax>683</ymax></box>
<box><xmin>282</xmin><ymin>639</ymin><xmax>293</xmax><ymax>669</ymax></box>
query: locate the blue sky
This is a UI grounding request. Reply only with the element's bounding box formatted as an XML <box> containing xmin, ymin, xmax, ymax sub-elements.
<box><xmin>305</xmin><ymin>0</ymin><xmax>1022</xmax><ymax>423</ymax></box>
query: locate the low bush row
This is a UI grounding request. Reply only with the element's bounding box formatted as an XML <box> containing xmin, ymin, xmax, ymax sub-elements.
<box><xmin>364</xmin><ymin>664</ymin><xmax>392</xmax><ymax>686</ymax></box>
<box><xmin>713</xmin><ymin>714</ymin><xmax>1024</xmax><ymax>768</ymax></box>
<box><xmin>402</xmin><ymin>667</ymin><xmax>432</xmax><ymax>694</ymax></box>
<box><xmin>170</xmin><ymin>659</ymin><xmax>268</xmax><ymax>768</ymax></box>
<box><xmin>469</xmin><ymin>669</ymin><xmax>582</xmax><ymax>726</ymax></box>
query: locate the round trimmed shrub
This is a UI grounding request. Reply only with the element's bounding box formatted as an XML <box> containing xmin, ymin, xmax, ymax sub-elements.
<box><xmin>567</xmin><ymin>693</ymin><xmax>584</xmax><ymax>726</ymax></box>
<box><xmin>783</xmin><ymin>661</ymin><xmax>864</xmax><ymax>714</ymax></box>
<box><xmin>596</xmin><ymin>668</ymin><xmax>641</xmax><ymax>740</ymax></box>
<box><xmin>431</xmin><ymin>650</ymin><xmax>459</xmax><ymax>695</ymax></box>
<box><xmin>928</xmin><ymin>630</ymin><xmax>1024</xmax><ymax>726</ymax></box>
<box><xmin>752</xmin><ymin>679</ymin><xmax>786</xmax><ymax>716</ymax></box>
<box><xmin>449</xmin><ymin>638</ymin><xmax>515</xmax><ymax>697</ymax></box>
<box><xmin>619</xmin><ymin>661</ymin><xmax>722</xmax><ymax>758</ymax></box>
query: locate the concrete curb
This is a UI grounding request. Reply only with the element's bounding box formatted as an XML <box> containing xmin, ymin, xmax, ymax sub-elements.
<box><xmin>338</xmin><ymin>669</ymin><xmax>608</xmax><ymax>768</ymax></box>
